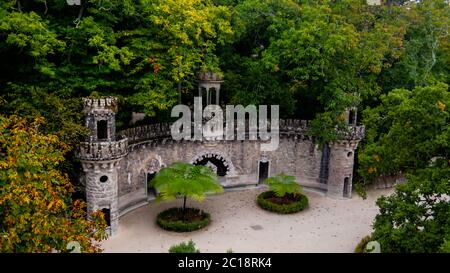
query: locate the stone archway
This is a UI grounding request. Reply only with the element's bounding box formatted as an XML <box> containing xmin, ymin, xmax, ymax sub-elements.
<box><xmin>190</xmin><ymin>150</ymin><xmax>236</xmax><ymax>177</ymax></box>
<box><xmin>144</xmin><ymin>156</ymin><xmax>164</xmax><ymax>198</ymax></box>
<box><xmin>147</xmin><ymin>157</ymin><xmax>161</xmax><ymax>174</ymax></box>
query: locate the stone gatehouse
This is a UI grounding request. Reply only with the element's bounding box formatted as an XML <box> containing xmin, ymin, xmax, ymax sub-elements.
<box><xmin>77</xmin><ymin>85</ymin><xmax>364</xmax><ymax>236</ymax></box>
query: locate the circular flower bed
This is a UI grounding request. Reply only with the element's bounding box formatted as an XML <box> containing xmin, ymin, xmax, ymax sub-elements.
<box><xmin>257</xmin><ymin>191</ymin><xmax>309</xmax><ymax>214</ymax></box>
<box><xmin>156</xmin><ymin>207</ymin><xmax>211</xmax><ymax>232</ymax></box>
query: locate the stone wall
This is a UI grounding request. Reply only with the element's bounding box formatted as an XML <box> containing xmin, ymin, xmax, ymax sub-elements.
<box><xmin>79</xmin><ymin>112</ymin><xmax>365</xmax><ymax>234</ymax></box>
<box><xmin>370</xmin><ymin>173</ymin><xmax>406</xmax><ymax>189</ymax></box>
<box><xmin>116</xmin><ymin>136</ymin><xmax>326</xmax><ymax>213</ymax></box>
<box><xmin>78</xmin><ymin>96</ymin><xmax>366</xmax><ymax>236</ymax></box>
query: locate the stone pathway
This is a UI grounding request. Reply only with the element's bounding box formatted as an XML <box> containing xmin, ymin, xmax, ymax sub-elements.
<box><xmin>101</xmin><ymin>187</ymin><xmax>393</xmax><ymax>253</ymax></box>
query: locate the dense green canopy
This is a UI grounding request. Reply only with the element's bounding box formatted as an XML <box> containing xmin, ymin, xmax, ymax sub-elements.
<box><xmin>0</xmin><ymin>0</ymin><xmax>449</xmax><ymax>252</ymax></box>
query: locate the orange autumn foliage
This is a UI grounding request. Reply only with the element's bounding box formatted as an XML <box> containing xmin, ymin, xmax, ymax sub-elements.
<box><xmin>0</xmin><ymin>115</ymin><xmax>107</xmax><ymax>252</ymax></box>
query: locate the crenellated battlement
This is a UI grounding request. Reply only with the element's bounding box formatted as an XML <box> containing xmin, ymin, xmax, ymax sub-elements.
<box><xmin>83</xmin><ymin>97</ymin><xmax>118</xmax><ymax>114</ymax></box>
<box><xmin>339</xmin><ymin>125</ymin><xmax>365</xmax><ymax>141</ymax></box>
<box><xmin>77</xmin><ymin>138</ymin><xmax>128</xmax><ymax>161</ymax></box>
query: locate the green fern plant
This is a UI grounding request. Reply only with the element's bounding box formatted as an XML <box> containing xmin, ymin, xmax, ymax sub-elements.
<box><xmin>150</xmin><ymin>162</ymin><xmax>223</xmax><ymax>220</ymax></box>
<box><xmin>264</xmin><ymin>173</ymin><xmax>302</xmax><ymax>197</ymax></box>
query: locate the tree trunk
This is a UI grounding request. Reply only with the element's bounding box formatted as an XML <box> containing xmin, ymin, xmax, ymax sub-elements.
<box><xmin>178</xmin><ymin>80</ymin><xmax>182</xmax><ymax>104</ymax></box>
<box><xmin>182</xmin><ymin>195</ymin><xmax>187</xmax><ymax>221</ymax></box>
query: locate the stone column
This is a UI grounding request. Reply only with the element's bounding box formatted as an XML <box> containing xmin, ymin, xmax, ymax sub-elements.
<box><xmin>216</xmin><ymin>87</ymin><xmax>220</xmax><ymax>105</ymax></box>
<box><xmin>327</xmin><ymin>141</ymin><xmax>359</xmax><ymax>199</ymax></box>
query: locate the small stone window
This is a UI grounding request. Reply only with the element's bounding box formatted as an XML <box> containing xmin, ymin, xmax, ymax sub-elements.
<box><xmin>97</xmin><ymin>120</ymin><xmax>108</xmax><ymax>140</ymax></box>
<box><xmin>100</xmin><ymin>175</ymin><xmax>109</xmax><ymax>183</ymax></box>
<box><xmin>347</xmin><ymin>152</ymin><xmax>353</xmax><ymax>157</ymax></box>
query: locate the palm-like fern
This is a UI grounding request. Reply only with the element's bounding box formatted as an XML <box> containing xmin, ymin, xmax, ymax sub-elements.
<box><xmin>150</xmin><ymin>162</ymin><xmax>223</xmax><ymax>219</ymax></box>
<box><xmin>264</xmin><ymin>173</ymin><xmax>302</xmax><ymax>197</ymax></box>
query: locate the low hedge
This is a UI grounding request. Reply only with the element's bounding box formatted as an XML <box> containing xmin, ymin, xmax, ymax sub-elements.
<box><xmin>257</xmin><ymin>191</ymin><xmax>308</xmax><ymax>214</ymax></box>
<box><xmin>156</xmin><ymin>207</ymin><xmax>211</xmax><ymax>232</ymax></box>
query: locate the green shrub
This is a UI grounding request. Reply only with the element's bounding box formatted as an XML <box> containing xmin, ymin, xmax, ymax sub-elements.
<box><xmin>264</xmin><ymin>173</ymin><xmax>302</xmax><ymax>197</ymax></box>
<box><xmin>157</xmin><ymin>207</ymin><xmax>211</xmax><ymax>232</ymax></box>
<box><xmin>354</xmin><ymin>235</ymin><xmax>373</xmax><ymax>253</ymax></box>
<box><xmin>256</xmin><ymin>191</ymin><xmax>308</xmax><ymax>214</ymax></box>
<box><xmin>440</xmin><ymin>238</ymin><xmax>450</xmax><ymax>253</ymax></box>
<box><xmin>169</xmin><ymin>240</ymin><xmax>200</xmax><ymax>253</ymax></box>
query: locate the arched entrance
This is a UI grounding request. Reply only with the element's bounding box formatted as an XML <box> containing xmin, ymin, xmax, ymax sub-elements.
<box><xmin>101</xmin><ymin>208</ymin><xmax>111</xmax><ymax>227</ymax></box>
<box><xmin>193</xmin><ymin>155</ymin><xmax>228</xmax><ymax>176</ymax></box>
<box><xmin>343</xmin><ymin>177</ymin><xmax>350</xmax><ymax>198</ymax></box>
<box><xmin>191</xmin><ymin>151</ymin><xmax>236</xmax><ymax>178</ymax></box>
<box><xmin>145</xmin><ymin>158</ymin><xmax>162</xmax><ymax>199</ymax></box>
<box><xmin>258</xmin><ymin>153</ymin><xmax>270</xmax><ymax>183</ymax></box>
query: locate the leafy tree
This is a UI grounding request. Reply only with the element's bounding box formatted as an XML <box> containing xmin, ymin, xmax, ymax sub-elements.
<box><xmin>264</xmin><ymin>173</ymin><xmax>302</xmax><ymax>197</ymax></box>
<box><xmin>0</xmin><ymin>0</ymin><xmax>233</xmax><ymax>129</ymax></box>
<box><xmin>0</xmin><ymin>115</ymin><xmax>107</xmax><ymax>253</ymax></box>
<box><xmin>221</xmin><ymin>0</ymin><xmax>406</xmax><ymax>141</ymax></box>
<box><xmin>1</xmin><ymin>85</ymin><xmax>88</xmax><ymax>147</ymax></box>
<box><xmin>372</xmin><ymin>160</ymin><xmax>450</xmax><ymax>253</ymax></box>
<box><xmin>378</xmin><ymin>0</ymin><xmax>450</xmax><ymax>91</ymax></box>
<box><xmin>150</xmin><ymin>162</ymin><xmax>223</xmax><ymax>220</ymax></box>
<box><xmin>440</xmin><ymin>238</ymin><xmax>450</xmax><ymax>253</ymax></box>
<box><xmin>358</xmin><ymin>82</ymin><xmax>449</xmax><ymax>183</ymax></box>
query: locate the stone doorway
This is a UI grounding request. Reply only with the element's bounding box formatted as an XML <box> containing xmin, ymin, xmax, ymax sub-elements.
<box><xmin>258</xmin><ymin>161</ymin><xmax>269</xmax><ymax>183</ymax></box>
<box><xmin>145</xmin><ymin>158</ymin><xmax>162</xmax><ymax>199</ymax></box>
<box><xmin>343</xmin><ymin>177</ymin><xmax>350</xmax><ymax>198</ymax></box>
<box><xmin>147</xmin><ymin>172</ymin><xmax>157</xmax><ymax>198</ymax></box>
<box><xmin>101</xmin><ymin>208</ymin><xmax>111</xmax><ymax>227</ymax></box>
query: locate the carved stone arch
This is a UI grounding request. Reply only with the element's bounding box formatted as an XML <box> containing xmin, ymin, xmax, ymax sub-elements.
<box><xmin>144</xmin><ymin>155</ymin><xmax>164</xmax><ymax>174</ymax></box>
<box><xmin>190</xmin><ymin>149</ymin><xmax>236</xmax><ymax>176</ymax></box>
<box><xmin>142</xmin><ymin>155</ymin><xmax>165</xmax><ymax>198</ymax></box>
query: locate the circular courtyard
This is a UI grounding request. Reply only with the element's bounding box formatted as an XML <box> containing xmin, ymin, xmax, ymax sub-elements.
<box><xmin>101</xmin><ymin>187</ymin><xmax>393</xmax><ymax>253</ymax></box>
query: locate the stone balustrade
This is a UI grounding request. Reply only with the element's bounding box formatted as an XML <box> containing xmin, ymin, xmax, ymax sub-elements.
<box><xmin>119</xmin><ymin>123</ymin><xmax>172</xmax><ymax>143</ymax></box>
<box><xmin>118</xmin><ymin>119</ymin><xmax>365</xmax><ymax>144</ymax></box>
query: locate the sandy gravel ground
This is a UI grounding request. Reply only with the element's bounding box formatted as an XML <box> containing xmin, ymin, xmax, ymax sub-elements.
<box><xmin>101</xmin><ymin>187</ymin><xmax>394</xmax><ymax>253</ymax></box>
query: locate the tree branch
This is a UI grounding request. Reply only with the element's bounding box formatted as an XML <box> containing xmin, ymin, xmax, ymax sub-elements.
<box><xmin>44</xmin><ymin>0</ymin><xmax>48</xmax><ymax>15</ymax></box>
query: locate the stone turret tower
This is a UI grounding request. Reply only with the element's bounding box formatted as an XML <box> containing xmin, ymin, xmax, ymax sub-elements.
<box><xmin>327</xmin><ymin>108</ymin><xmax>364</xmax><ymax>199</ymax></box>
<box><xmin>198</xmin><ymin>71</ymin><xmax>223</xmax><ymax>106</ymax></box>
<box><xmin>77</xmin><ymin>97</ymin><xmax>128</xmax><ymax>236</ymax></box>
